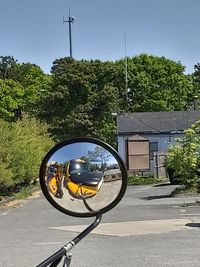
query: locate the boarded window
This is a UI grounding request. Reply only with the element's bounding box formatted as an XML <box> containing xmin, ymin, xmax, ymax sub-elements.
<box><xmin>127</xmin><ymin>136</ymin><xmax>150</xmax><ymax>170</ymax></box>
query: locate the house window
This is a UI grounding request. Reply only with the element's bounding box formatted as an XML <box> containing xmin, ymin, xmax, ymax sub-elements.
<box><xmin>150</xmin><ymin>142</ymin><xmax>158</xmax><ymax>160</ymax></box>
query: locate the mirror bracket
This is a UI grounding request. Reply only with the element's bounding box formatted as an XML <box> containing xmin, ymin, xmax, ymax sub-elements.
<box><xmin>63</xmin><ymin>253</ymin><xmax>72</xmax><ymax>267</ymax></box>
<box><xmin>36</xmin><ymin>214</ymin><xmax>102</xmax><ymax>267</ymax></box>
<box><xmin>72</xmin><ymin>214</ymin><xmax>102</xmax><ymax>245</ymax></box>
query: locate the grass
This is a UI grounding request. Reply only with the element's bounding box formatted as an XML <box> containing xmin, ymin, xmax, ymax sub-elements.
<box><xmin>170</xmin><ymin>186</ymin><xmax>199</xmax><ymax>197</ymax></box>
<box><xmin>128</xmin><ymin>174</ymin><xmax>164</xmax><ymax>185</ymax></box>
<box><xmin>15</xmin><ymin>183</ymin><xmax>40</xmax><ymax>200</ymax></box>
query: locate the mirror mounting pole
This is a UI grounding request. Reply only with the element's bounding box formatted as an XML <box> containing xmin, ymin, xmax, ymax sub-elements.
<box><xmin>71</xmin><ymin>214</ymin><xmax>102</xmax><ymax>245</ymax></box>
<box><xmin>36</xmin><ymin>214</ymin><xmax>102</xmax><ymax>267</ymax></box>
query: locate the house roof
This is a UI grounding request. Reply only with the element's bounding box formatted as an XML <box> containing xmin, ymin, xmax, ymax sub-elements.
<box><xmin>117</xmin><ymin>111</ymin><xmax>200</xmax><ymax>134</ymax></box>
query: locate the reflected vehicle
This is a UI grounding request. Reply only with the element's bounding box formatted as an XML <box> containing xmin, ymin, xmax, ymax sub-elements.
<box><xmin>64</xmin><ymin>158</ymin><xmax>104</xmax><ymax>199</ymax></box>
<box><xmin>47</xmin><ymin>161</ymin><xmax>63</xmax><ymax>199</ymax></box>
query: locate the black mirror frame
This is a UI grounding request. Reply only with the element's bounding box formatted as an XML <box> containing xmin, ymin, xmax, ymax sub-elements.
<box><xmin>39</xmin><ymin>137</ymin><xmax>127</xmax><ymax>218</ymax></box>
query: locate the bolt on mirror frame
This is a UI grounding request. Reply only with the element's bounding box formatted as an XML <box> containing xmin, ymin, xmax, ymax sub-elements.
<box><xmin>39</xmin><ymin>137</ymin><xmax>128</xmax><ymax>218</ymax></box>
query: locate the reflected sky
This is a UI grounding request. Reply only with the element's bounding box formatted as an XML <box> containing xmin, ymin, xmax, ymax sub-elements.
<box><xmin>49</xmin><ymin>142</ymin><xmax>118</xmax><ymax>165</ymax></box>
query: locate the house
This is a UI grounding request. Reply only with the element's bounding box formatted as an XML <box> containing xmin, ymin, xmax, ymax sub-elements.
<box><xmin>117</xmin><ymin>111</ymin><xmax>200</xmax><ymax>175</ymax></box>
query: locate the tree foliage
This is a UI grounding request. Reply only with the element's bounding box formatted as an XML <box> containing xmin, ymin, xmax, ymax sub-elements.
<box><xmin>116</xmin><ymin>54</ymin><xmax>193</xmax><ymax>112</ymax></box>
<box><xmin>88</xmin><ymin>146</ymin><xmax>111</xmax><ymax>165</ymax></box>
<box><xmin>189</xmin><ymin>63</ymin><xmax>200</xmax><ymax>110</ymax></box>
<box><xmin>38</xmin><ymin>55</ymin><xmax>195</xmax><ymax>145</ymax></box>
<box><xmin>0</xmin><ymin>56</ymin><xmax>52</xmax><ymax>120</ymax></box>
<box><xmin>0</xmin><ymin>79</ymin><xmax>24</xmax><ymax>120</ymax></box>
<box><xmin>39</xmin><ymin>58</ymin><xmax>120</xmax><ymax>145</ymax></box>
<box><xmin>0</xmin><ymin>56</ymin><xmax>18</xmax><ymax>79</ymax></box>
<box><xmin>16</xmin><ymin>63</ymin><xmax>53</xmax><ymax>116</ymax></box>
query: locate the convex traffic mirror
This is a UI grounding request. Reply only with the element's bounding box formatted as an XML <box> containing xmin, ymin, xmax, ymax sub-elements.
<box><xmin>40</xmin><ymin>137</ymin><xmax>127</xmax><ymax>217</ymax></box>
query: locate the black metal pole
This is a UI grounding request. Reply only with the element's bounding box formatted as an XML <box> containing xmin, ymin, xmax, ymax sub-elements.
<box><xmin>68</xmin><ymin>17</ymin><xmax>72</xmax><ymax>58</ymax></box>
<box><xmin>36</xmin><ymin>248</ymin><xmax>66</xmax><ymax>267</ymax></box>
<box><xmin>63</xmin><ymin>8</ymin><xmax>74</xmax><ymax>58</ymax></box>
<box><xmin>36</xmin><ymin>214</ymin><xmax>102</xmax><ymax>267</ymax></box>
<box><xmin>72</xmin><ymin>214</ymin><xmax>102</xmax><ymax>245</ymax></box>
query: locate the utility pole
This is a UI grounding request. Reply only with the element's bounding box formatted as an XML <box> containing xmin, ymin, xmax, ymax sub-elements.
<box><xmin>63</xmin><ymin>8</ymin><xmax>75</xmax><ymax>58</ymax></box>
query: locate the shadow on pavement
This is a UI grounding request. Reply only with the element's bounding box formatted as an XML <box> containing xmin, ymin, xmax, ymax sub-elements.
<box><xmin>153</xmin><ymin>183</ymin><xmax>184</xmax><ymax>188</ymax></box>
<box><xmin>186</xmin><ymin>222</ymin><xmax>200</xmax><ymax>228</ymax></box>
<box><xmin>153</xmin><ymin>183</ymin><xmax>170</xmax><ymax>187</ymax></box>
<box><xmin>141</xmin><ymin>194</ymin><xmax>172</xmax><ymax>200</ymax></box>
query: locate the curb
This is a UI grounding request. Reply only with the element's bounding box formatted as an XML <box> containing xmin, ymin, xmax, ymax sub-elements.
<box><xmin>0</xmin><ymin>196</ymin><xmax>16</xmax><ymax>207</ymax></box>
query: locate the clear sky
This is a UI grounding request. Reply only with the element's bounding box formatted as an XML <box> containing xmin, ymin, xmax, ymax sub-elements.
<box><xmin>49</xmin><ymin>143</ymin><xmax>99</xmax><ymax>163</ymax></box>
<box><xmin>48</xmin><ymin>143</ymin><xmax>116</xmax><ymax>165</ymax></box>
<box><xmin>1</xmin><ymin>0</ymin><xmax>200</xmax><ymax>74</ymax></box>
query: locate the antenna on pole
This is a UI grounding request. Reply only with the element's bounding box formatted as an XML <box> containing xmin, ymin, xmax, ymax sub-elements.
<box><xmin>63</xmin><ymin>8</ymin><xmax>75</xmax><ymax>58</ymax></box>
<box><xmin>124</xmin><ymin>32</ymin><xmax>128</xmax><ymax>102</ymax></box>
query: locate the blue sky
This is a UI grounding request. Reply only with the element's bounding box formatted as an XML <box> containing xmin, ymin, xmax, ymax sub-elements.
<box><xmin>49</xmin><ymin>143</ymin><xmax>99</xmax><ymax>163</ymax></box>
<box><xmin>1</xmin><ymin>0</ymin><xmax>200</xmax><ymax>74</ymax></box>
<box><xmin>48</xmin><ymin>143</ymin><xmax>117</xmax><ymax>165</ymax></box>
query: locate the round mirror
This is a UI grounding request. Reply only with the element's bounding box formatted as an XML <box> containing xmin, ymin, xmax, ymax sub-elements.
<box><xmin>40</xmin><ymin>137</ymin><xmax>127</xmax><ymax>217</ymax></box>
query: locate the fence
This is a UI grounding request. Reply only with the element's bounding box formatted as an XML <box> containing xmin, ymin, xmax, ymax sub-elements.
<box><xmin>153</xmin><ymin>153</ymin><xmax>167</xmax><ymax>179</ymax></box>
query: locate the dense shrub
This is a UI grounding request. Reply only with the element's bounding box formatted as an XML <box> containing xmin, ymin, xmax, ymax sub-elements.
<box><xmin>128</xmin><ymin>174</ymin><xmax>162</xmax><ymax>185</ymax></box>
<box><xmin>165</xmin><ymin>120</ymin><xmax>200</xmax><ymax>189</ymax></box>
<box><xmin>0</xmin><ymin>117</ymin><xmax>54</xmax><ymax>195</ymax></box>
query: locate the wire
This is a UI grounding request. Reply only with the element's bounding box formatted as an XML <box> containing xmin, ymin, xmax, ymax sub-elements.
<box><xmin>131</xmin><ymin>113</ymin><xmax>160</xmax><ymax>132</ymax></box>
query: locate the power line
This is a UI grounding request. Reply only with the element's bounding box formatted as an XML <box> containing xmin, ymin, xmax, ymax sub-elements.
<box><xmin>131</xmin><ymin>114</ymin><xmax>160</xmax><ymax>132</ymax></box>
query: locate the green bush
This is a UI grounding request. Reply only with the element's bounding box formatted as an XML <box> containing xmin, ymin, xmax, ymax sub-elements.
<box><xmin>128</xmin><ymin>174</ymin><xmax>162</xmax><ymax>185</ymax></box>
<box><xmin>0</xmin><ymin>117</ymin><xmax>54</xmax><ymax>195</ymax></box>
<box><xmin>165</xmin><ymin>120</ymin><xmax>200</xmax><ymax>189</ymax></box>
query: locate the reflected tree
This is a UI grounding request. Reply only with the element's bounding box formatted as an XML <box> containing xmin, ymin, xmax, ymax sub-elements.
<box><xmin>88</xmin><ymin>146</ymin><xmax>111</xmax><ymax>169</ymax></box>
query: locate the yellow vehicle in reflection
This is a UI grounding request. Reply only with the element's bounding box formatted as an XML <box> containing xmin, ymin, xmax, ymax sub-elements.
<box><xmin>47</xmin><ymin>162</ymin><xmax>63</xmax><ymax>198</ymax></box>
<box><xmin>64</xmin><ymin>159</ymin><xmax>104</xmax><ymax>199</ymax></box>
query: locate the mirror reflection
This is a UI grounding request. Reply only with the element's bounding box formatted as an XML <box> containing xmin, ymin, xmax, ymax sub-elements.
<box><xmin>44</xmin><ymin>142</ymin><xmax>122</xmax><ymax>214</ymax></box>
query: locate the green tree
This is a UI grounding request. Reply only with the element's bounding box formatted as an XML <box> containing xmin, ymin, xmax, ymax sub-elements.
<box><xmin>0</xmin><ymin>56</ymin><xmax>18</xmax><ymax>79</ymax></box>
<box><xmin>193</xmin><ymin>63</ymin><xmax>200</xmax><ymax>85</ymax></box>
<box><xmin>15</xmin><ymin>63</ymin><xmax>53</xmax><ymax>116</ymax></box>
<box><xmin>189</xmin><ymin>63</ymin><xmax>200</xmax><ymax>110</ymax></box>
<box><xmin>0</xmin><ymin>79</ymin><xmax>24</xmax><ymax>120</ymax></box>
<box><xmin>38</xmin><ymin>55</ymin><xmax>194</xmax><ymax>145</ymax></box>
<box><xmin>116</xmin><ymin>54</ymin><xmax>193</xmax><ymax>112</ymax></box>
<box><xmin>40</xmin><ymin>58</ymin><xmax>120</xmax><ymax>145</ymax></box>
<box><xmin>0</xmin><ymin>58</ymin><xmax>52</xmax><ymax>120</ymax></box>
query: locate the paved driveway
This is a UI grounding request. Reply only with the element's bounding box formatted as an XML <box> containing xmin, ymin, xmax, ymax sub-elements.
<box><xmin>1</xmin><ymin>184</ymin><xmax>200</xmax><ymax>267</ymax></box>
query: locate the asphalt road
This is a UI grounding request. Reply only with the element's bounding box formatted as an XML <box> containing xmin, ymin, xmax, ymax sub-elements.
<box><xmin>52</xmin><ymin>179</ymin><xmax>122</xmax><ymax>213</ymax></box>
<box><xmin>1</xmin><ymin>184</ymin><xmax>200</xmax><ymax>267</ymax></box>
